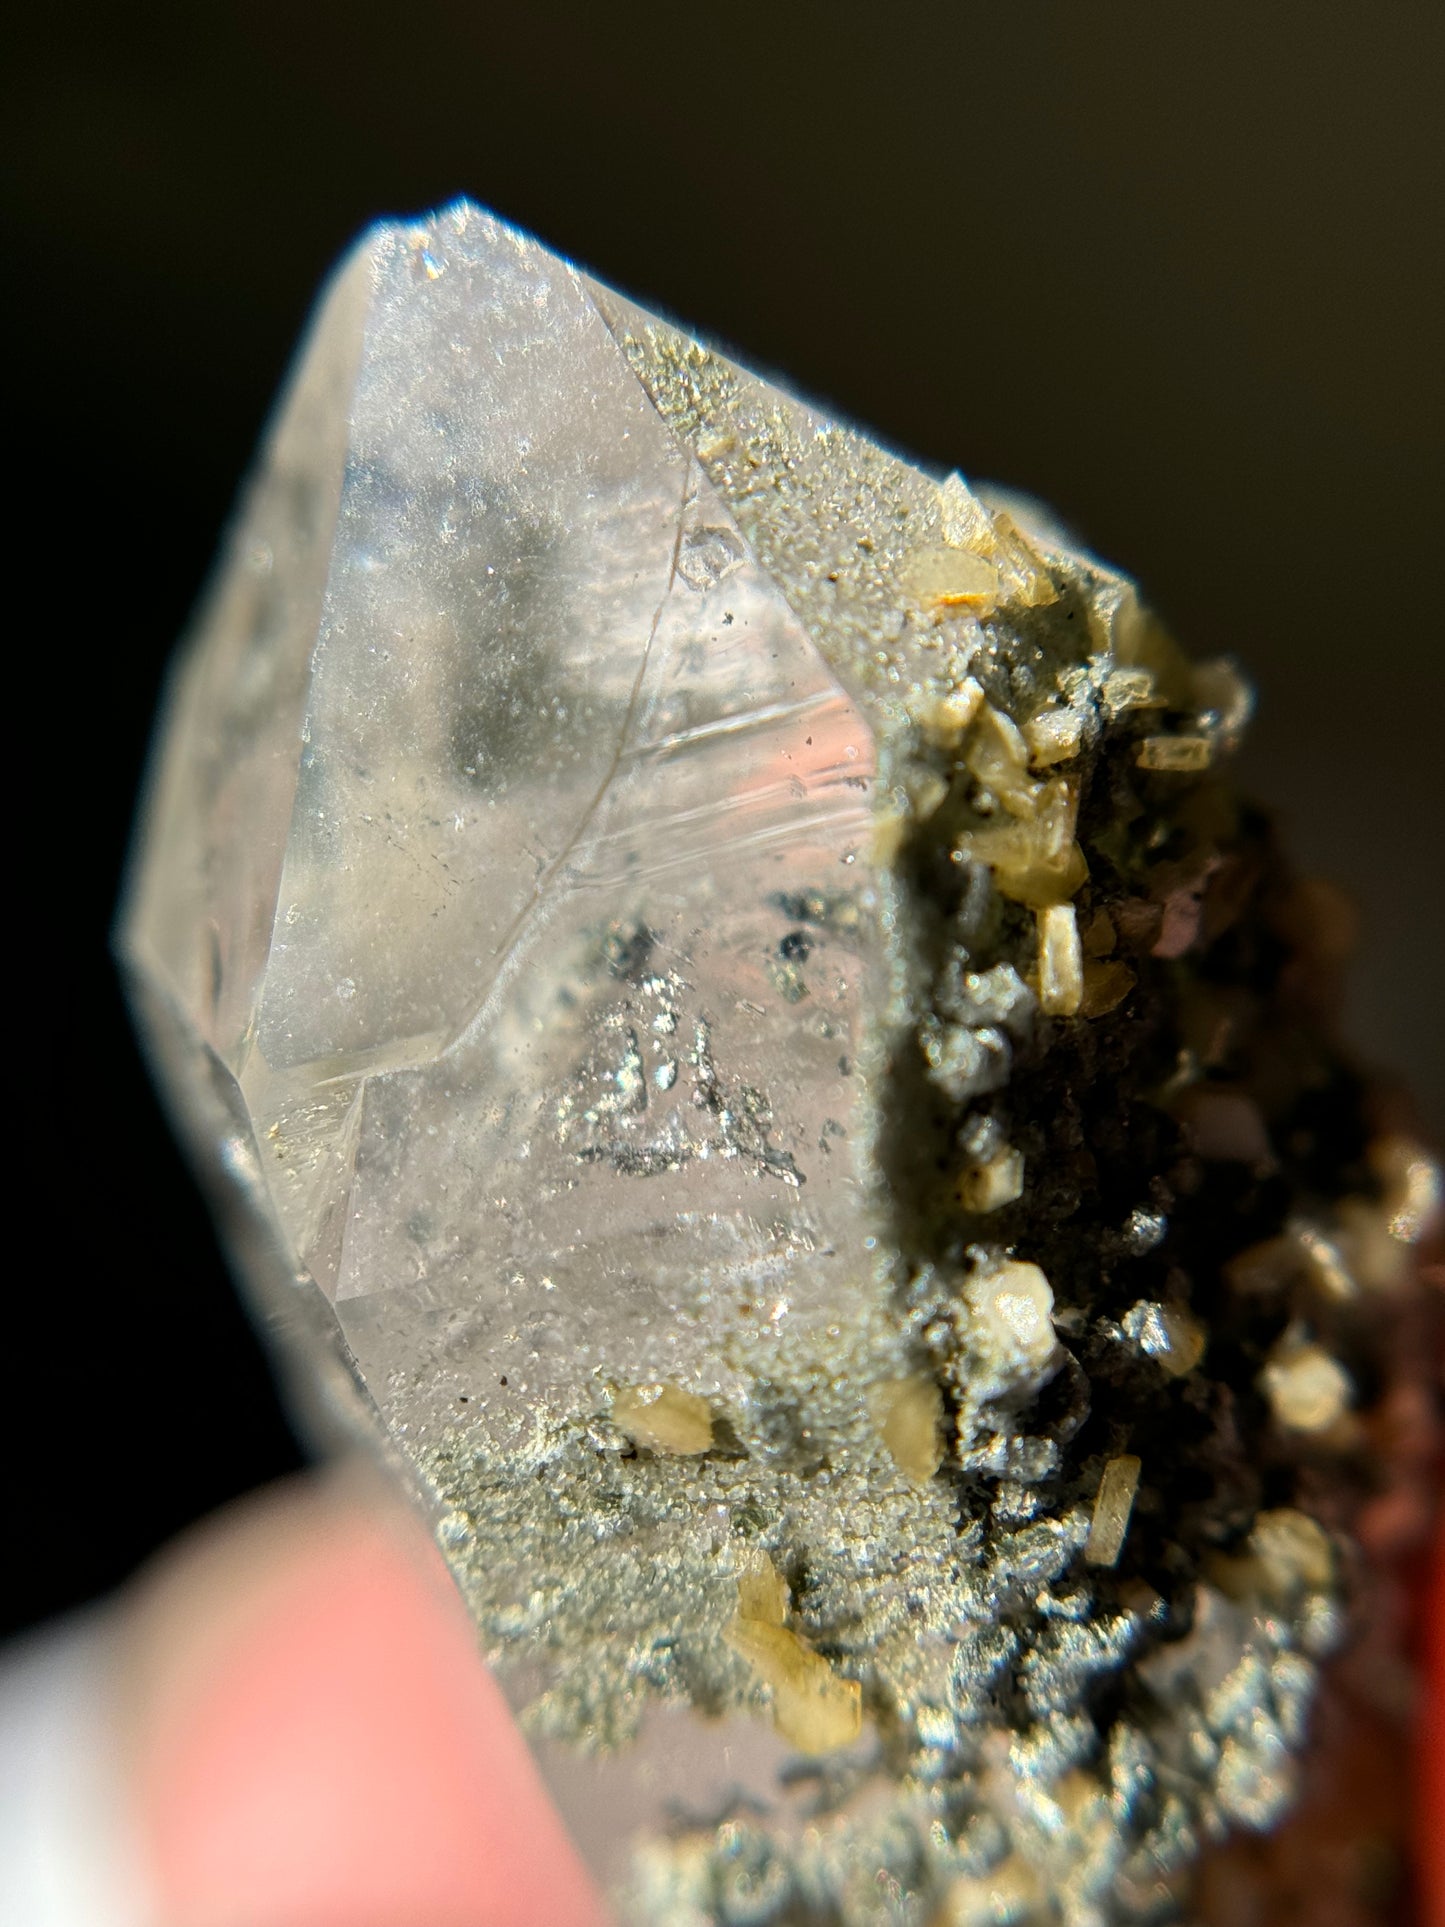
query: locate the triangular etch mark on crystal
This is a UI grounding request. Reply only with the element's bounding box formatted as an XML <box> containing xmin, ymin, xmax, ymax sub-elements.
<box><xmin>121</xmin><ymin>243</ymin><xmax>373</xmax><ymax>1072</ymax></box>
<box><xmin>326</xmin><ymin>463</ymin><xmax>880</xmax><ymax>1308</ymax></box>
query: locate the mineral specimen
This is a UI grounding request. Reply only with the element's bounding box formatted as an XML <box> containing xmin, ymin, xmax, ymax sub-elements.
<box><xmin>120</xmin><ymin>201</ymin><xmax>1442</xmax><ymax>1925</ymax></box>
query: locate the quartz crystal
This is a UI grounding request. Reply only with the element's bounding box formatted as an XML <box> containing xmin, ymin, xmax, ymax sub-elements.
<box><xmin>121</xmin><ymin>202</ymin><xmax>1442</xmax><ymax>1925</ymax></box>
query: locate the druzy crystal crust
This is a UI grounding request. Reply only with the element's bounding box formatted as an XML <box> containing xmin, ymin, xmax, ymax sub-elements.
<box><xmin>122</xmin><ymin>203</ymin><xmax>1442</xmax><ymax>1924</ymax></box>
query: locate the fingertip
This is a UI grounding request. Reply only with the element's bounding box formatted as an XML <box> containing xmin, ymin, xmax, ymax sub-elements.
<box><xmin>126</xmin><ymin>1475</ymin><xmax>607</xmax><ymax>1927</ymax></box>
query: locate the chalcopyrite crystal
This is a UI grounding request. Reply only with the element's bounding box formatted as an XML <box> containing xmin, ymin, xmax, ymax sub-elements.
<box><xmin>122</xmin><ymin>202</ymin><xmax>1443</xmax><ymax>1924</ymax></box>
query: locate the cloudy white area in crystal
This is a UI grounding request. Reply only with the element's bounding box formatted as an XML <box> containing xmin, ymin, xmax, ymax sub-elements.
<box><xmin>121</xmin><ymin>201</ymin><xmax>1440</xmax><ymax>1926</ymax></box>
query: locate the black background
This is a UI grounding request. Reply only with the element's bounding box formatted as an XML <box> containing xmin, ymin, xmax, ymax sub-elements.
<box><xmin>5</xmin><ymin>2</ymin><xmax>1442</xmax><ymax>1640</ymax></box>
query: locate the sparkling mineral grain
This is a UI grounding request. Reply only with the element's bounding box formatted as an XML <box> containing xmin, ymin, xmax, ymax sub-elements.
<box><xmin>121</xmin><ymin>202</ymin><xmax>1443</xmax><ymax>1926</ymax></box>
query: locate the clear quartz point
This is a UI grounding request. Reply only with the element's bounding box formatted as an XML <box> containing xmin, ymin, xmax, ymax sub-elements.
<box><xmin>121</xmin><ymin>201</ymin><xmax>1438</xmax><ymax>1924</ymax></box>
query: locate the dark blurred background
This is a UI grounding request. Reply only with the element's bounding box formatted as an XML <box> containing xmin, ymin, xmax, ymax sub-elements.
<box><xmin>5</xmin><ymin>2</ymin><xmax>1441</xmax><ymax>1639</ymax></box>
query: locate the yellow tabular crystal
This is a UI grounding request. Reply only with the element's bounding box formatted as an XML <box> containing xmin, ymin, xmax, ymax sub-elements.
<box><xmin>998</xmin><ymin>837</ymin><xmax>1088</xmax><ymax>909</ymax></box>
<box><xmin>1137</xmin><ymin>735</ymin><xmax>1213</xmax><ymax>773</ymax></box>
<box><xmin>1085</xmin><ymin>1455</ymin><xmax>1143</xmax><ymax>1567</ymax></box>
<box><xmin>986</xmin><ymin>510</ymin><xmax>1061</xmax><ymax>610</ymax></box>
<box><xmin>1037</xmin><ymin>903</ymin><xmax>1083</xmax><ymax>1015</ymax></box>
<box><xmin>957</xmin><ymin>1145</ymin><xmax>1025</xmax><ymax>1213</ymax></box>
<box><xmin>903</xmin><ymin>545</ymin><xmax>1002</xmax><ymax>609</ymax></box>
<box><xmin>918</xmin><ymin>678</ymin><xmax>985</xmax><ymax>747</ymax></box>
<box><xmin>1102</xmin><ymin>667</ymin><xmax>1162</xmax><ymax>715</ymax></box>
<box><xmin>1125</xmin><ymin>1298</ymin><xmax>1207</xmax><ymax>1374</ymax></box>
<box><xmin>902</xmin><ymin>493</ymin><xmax>1058</xmax><ymax>618</ymax></box>
<box><xmin>1190</xmin><ymin>656</ymin><xmax>1252</xmax><ymax>743</ymax></box>
<box><xmin>1157</xmin><ymin>1306</ymin><xmax>1206</xmax><ymax>1377</ymax></box>
<box><xmin>869</xmin><ymin>808</ymin><xmax>910</xmax><ymax>867</ymax></box>
<box><xmin>1313</xmin><ymin>1143</ymin><xmax>1443</xmax><ymax>1296</ymax></box>
<box><xmin>1111</xmin><ymin>597</ymin><xmax>1196</xmax><ymax>707</ymax></box>
<box><xmin>1226</xmin><ymin>1225</ymin><xmax>1363</xmax><ymax>1302</ymax></box>
<box><xmin>612</xmin><ymin>1381</ymin><xmax>714</xmax><ymax>1455</ymax></box>
<box><xmin>963</xmin><ymin>1260</ymin><xmax>1058</xmax><ymax>1381</ymax></box>
<box><xmin>1126</xmin><ymin>1301</ymin><xmax>1207</xmax><ymax>1377</ymax></box>
<box><xmin>724</xmin><ymin>1618</ymin><xmax>862</xmax><ymax>1755</ymax></box>
<box><xmin>956</xmin><ymin>774</ymin><xmax>1088</xmax><ymax>909</ymax></box>
<box><xmin>725</xmin><ymin>1555</ymin><xmax>862</xmax><ymax>1754</ymax></box>
<box><xmin>872</xmin><ymin>1373</ymin><xmax>944</xmax><ymax>1483</ymax></box>
<box><xmin>1023</xmin><ymin>706</ymin><xmax>1083</xmax><ymax>768</ymax></box>
<box><xmin>1211</xmin><ymin>1503</ymin><xmax>1337</xmax><ymax>1607</ymax></box>
<box><xmin>965</xmin><ymin>705</ymin><xmax>1039</xmax><ymax>818</ymax></box>
<box><xmin>1260</xmin><ymin>1339</ymin><xmax>1352</xmax><ymax>1434</ymax></box>
<box><xmin>935</xmin><ymin>474</ymin><xmax>1058</xmax><ymax>610</ymax></box>
<box><xmin>735</xmin><ymin>1550</ymin><xmax>790</xmax><ymax>1626</ymax></box>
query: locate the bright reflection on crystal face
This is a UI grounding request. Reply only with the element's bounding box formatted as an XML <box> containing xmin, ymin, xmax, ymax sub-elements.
<box><xmin>122</xmin><ymin>200</ymin><xmax>1439</xmax><ymax>1926</ymax></box>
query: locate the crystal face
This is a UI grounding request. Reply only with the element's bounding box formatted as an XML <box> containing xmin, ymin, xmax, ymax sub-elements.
<box><xmin>122</xmin><ymin>202</ymin><xmax>1441</xmax><ymax>1924</ymax></box>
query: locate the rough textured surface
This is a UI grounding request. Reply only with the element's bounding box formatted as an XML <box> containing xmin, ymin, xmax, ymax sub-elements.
<box><xmin>122</xmin><ymin>201</ymin><xmax>1442</xmax><ymax>1925</ymax></box>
